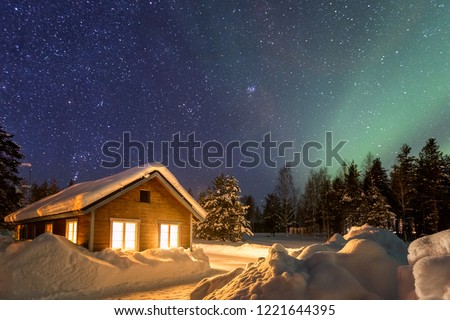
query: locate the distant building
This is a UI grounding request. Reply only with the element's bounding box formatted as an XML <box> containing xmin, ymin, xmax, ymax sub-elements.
<box><xmin>4</xmin><ymin>163</ymin><xmax>206</xmax><ymax>251</ymax></box>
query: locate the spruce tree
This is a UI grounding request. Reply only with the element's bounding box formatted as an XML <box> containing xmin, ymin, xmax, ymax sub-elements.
<box><xmin>363</xmin><ymin>157</ymin><xmax>390</xmax><ymax>199</ymax></box>
<box><xmin>442</xmin><ymin>155</ymin><xmax>450</xmax><ymax>230</ymax></box>
<box><xmin>327</xmin><ymin>175</ymin><xmax>345</xmax><ymax>233</ymax></box>
<box><xmin>342</xmin><ymin>161</ymin><xmax>363</xmax><ymax>229</ymax></box>
<box><xmin>195</xmin><ymin>174</ymin><xmax>252</xmax><ymax>241</ymax></box>
<box><xmin>242</xmin><ymin>195</ymin><xmax>258</xmax><ymax>232</ymax></box>
<box><xmin>0</xmin><ymin>126</ymin><xmax>24</xmax><ymax>223</ymax></box>
<box><xmin>262</xmin><ymin>193</ymin><xmax>282</xmax><ymax>236</ymax></box>
<box><xmin>30</xmin><ymin>178</ymin><xmax>60</xmax><ymax>203</ymax></box>
<box><xmin>415</xmin><ymin>138</ymin><xmax>445</xmax><ymax>234</ymax></box>
<box><xmin>390</xmin><ymin>144</ymin><xmax>417</xmax><ymax>238</ymax></box>
<box><xmin>274</xmin><ymin>166</ymin><xmax>298</xmax><ymax>233</ymax></box>
<box><xmin>301</xmin><ymin>168</ymin><xmax>330</xmax><ymax>235</ymax></box>
<box><xmin>364</xmin><ymin>186</ymin><xmax>396</xmax><ymax>229</ymax></box>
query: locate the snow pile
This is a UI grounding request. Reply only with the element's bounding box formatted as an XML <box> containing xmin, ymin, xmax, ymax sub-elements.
<box><xmin>0</xmin><ymin>233</ymin><xmax>210</xmax><ymax>299</ymax></box>
<box><xmin>191</xmin><ymin>267</ymin><xmax>245</xmax><ymax>300</ymax></box>
<box><xmin>407</xmin><ymin>229</ymin><xmax>450</xmax><ymax>299</ymax></box>
<box><xmin>193</xmin><ymin>225</ymin><xmax>408</xmax><ymax>300</ymax></box>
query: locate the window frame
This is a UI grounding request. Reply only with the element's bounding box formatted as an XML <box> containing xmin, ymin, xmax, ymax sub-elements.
<box><xmin>65</xmin><ymin>219</ymin><xmax>78</xmax><ymax>244</ymax></box>
<box><xmin>45</xmin><ymin>223</ymin><xmax>53</xmax><ymax>233</ymax></box>
<box><xmin>110</xmin><ymin>218</ymin><xmax>141</xmax><ymax>251</ymax></box>
<box><xmin>139</xmin><ymin>190</ymin><xmax>151</xmax><ymax>203</ymax></box>
<box><xmin>159</xmin><ymin>222</ymin><xmax>181</xmax><ymax>249</ymax></box>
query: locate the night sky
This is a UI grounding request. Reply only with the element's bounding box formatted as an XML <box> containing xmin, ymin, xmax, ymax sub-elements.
<box><xmin>1</xmin><ymin>0</ymin><xmax>449</xmax><ymax>204</ymax></box>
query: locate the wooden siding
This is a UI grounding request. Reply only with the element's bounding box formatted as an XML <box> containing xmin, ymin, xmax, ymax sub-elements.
<box><xmin>92</xmin><ymin>178</ymin><xmax>192</xmax><ymax>251</ymax></box>
<box><xmin>17</xmin><ymin>214</ymin><xmax>91</xmax><ymax>248</ymax></box>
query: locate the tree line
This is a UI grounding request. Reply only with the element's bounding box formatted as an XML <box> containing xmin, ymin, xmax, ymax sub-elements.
<box><xmin>2</xmin><ymin>124</ymin><xmax>449</xmax><ymax>240</ymax></box>
<box><xmin>249</xmin><ymin>138</ymin><xmax>450</xmax><ymax>240</ymax></box>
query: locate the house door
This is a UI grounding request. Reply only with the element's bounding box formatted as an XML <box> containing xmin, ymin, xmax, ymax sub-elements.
<box><xmin>159</xmin><ymin>223</ymin><xmax>179</xmax><ymax>249</ymax></box>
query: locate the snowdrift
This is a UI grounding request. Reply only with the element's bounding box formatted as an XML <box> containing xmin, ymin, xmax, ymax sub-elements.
<box><xmin>407</xmin><ymin>229</ymin><xmax>450</xmax><ymax>299</ymax></box>
<box><xmin>0</xmin><ymin>233</ymin><xmax>210</xmax><ymax>299</ymax></box>
<box><xmin>192</xmin><ymin>225</ymin><xmax>409</xmax><ymax>299</ymax></box>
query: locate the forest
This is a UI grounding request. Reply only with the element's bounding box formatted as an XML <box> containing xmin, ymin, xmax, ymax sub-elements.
<box><xmin>246</xmin><ymin>138</ymin><xmax>450</xmax><ymax>241</ymax></box>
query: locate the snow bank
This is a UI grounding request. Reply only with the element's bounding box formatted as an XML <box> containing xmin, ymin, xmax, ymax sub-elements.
<box><xmin>190</xmin><ymin>267</ymin><xmax>245</xmax><ymax>300</ymax></box>
<box><xmin>193</xmin><ymin>225</ymin><xmax>408</xmax><ymax>300</ymax></box>
<box><xmin>407</xmin><ymin>229</ymin><xmax>450</xmax><ymax>299</ymax></box>
<box><xmin>197</xmin><ymin>242</ymin><xmax>271</xmax><ymax>259</ymax></box>
<box><xmin>0</xmin><ymin>233</ymin><xmax>210</xmax><ymax>299</ymax></box>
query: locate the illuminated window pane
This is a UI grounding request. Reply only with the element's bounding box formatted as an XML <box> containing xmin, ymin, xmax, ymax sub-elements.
<box><xmin>124</xmin><ymin>223</ymin><xmax>136</xmax><ymax>250</ymax></box>
<box><xmin>160</xmin><ymin>224</ymin><xmax>169</xmax><ymax>249</ymax></box>
<box><xmin>169</xmin><ymin>225</ymin><xmax>179</xmax><ymax>248</ymax></box>
<box><xmin>45</xmin><ymin>223</ymin><xmax>53</xmax><ymax>233</ymax></box>
<box><xmin>160</xmin><ymin>224</ymin><xmax>179</xmax><ymax>249</ymax></box>
<box><xmin>112</xmin><ymin>222</ymin><xmax>124</xmax><ymax>249</ymax></box>
<box><xmin>111</xmin><ymin>220</ymin><xmax>138</xmax><ymax>250</ymax></box>
<box><xmin>66</xmin><ymin>220</ymin><xmax>78</xmax><ymax>244</ymax></box>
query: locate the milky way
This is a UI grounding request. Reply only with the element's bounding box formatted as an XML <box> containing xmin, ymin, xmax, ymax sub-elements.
<box><xmin>1</xmin><ymin>0</ymin><xmax>449</xmax><ymax>203</ymax></box>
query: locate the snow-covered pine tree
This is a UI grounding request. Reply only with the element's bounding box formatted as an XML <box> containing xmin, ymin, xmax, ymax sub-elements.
<box><xmin>195</xmin><ymin>174</ymin><xmax>252</xmax><ymax>242</ymax></box>
<box><xmin>242</xmin><ymin>195</ymin><xmax>258</xmax><ymax>232</ymax></box>
<box><xmin>364</xmin><ymin>186</ymin><xmax>396</xmax><ymax>229</ymax></box>
<box><xmin>0</xmin><ymin>126</ymin><xmax>24</xmax><ymax>223</ymax></box>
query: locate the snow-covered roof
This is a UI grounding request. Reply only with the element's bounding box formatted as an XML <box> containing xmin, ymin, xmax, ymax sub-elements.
<box><xmin>4</xmin><ymin>163</ymin><xmax>207</xmax><ymax>223</ymax></box>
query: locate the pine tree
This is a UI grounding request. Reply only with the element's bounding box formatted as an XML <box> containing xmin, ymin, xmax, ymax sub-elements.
<box><xmin>0</xmin><ymin>126</ymin><xmax>24</xmax><ymax>223</ymax></box>
<box><xmin>342</xmin><ymin>161</ymin><xmax>364</xmax><ymax>229</ymax></box>
<box><xmin>262</xmin><ymin>193</ymin><xmax>282</xmax><ymax>236</ymax></box>
<box><xmin>30</xmin><ymin>178</ymin><xmax>60</xmax><ymax>203</ymax></box>
<box><xmin>363</xmin><ymin>157</ymin><xmax>390</xmax><ymax>199</ymax></box>
<box><xmin>195</xmin><ymin>174</ymin><xmax>252</xmax><ymax>241</ymax></box>
<box><xmin>442</xmin><ymin>155</ymin><xmax>450</xmax><ymax>230</ymax></box>
<box><xmin>242</xmin><ymin>195</ymin><xmax>257</xmax><ymax>232</ymax></box>
<box><xmin>390</xmin><ymin>144</ymin><xmax>416</xmax><ymax>238</ymax></box>
<box><xmin>415</xmin><ymin>138</ymin><xmax>445</xmax><ymax>234</ymax></box>
<box><xmin>327</xmin><ymin>175</ymin><xmax>345</xmax><ymax>233</ymax></box>
<box><xmin>301</xmin><ymin>168</ymin><xmax>330</xmax><ymax>235</ymax></box>
<box><xmin>364</xmin><ymin>186</ymin><xmax>396</xmax><ymax>229</ymax></box>
<box><xmin>275</xmin><ymin>166</ymin><xmax>298</xmax><ymax>233</ymax></box>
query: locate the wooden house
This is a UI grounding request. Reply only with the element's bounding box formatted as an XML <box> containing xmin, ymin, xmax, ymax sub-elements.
<box><xmin>4</xmin><ymin>163</ymin><xmax>206</xmax><ymax>251</ymax></box>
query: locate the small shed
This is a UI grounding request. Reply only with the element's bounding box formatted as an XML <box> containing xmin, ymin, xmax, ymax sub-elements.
<box><xmin>4</xmin><ymin>163</ymin><xmax>206</xmax><ymax>251</ymax></box>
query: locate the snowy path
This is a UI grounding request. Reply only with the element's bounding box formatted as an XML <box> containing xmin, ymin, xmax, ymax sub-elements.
<box><xmin>108</xmin><ymin>251</ymin><xmax>261</xmax><ymax>299</ymax></box>
<box><xmin>107</xmin><ymin>255</ymin><xmax>258</xmax><ymax>300</ymax></box>
<box><xmin>107</xmin><ymin>234</ymin><xmax>322</xmax><ymax>300</ymax></box>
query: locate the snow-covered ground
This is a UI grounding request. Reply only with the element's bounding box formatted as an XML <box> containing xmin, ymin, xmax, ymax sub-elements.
<box><xmin>0</xmin><ymin>233</ymin><xmax>210</xmax><ymax>299</ymax></box>
<box><xmin>192</xmin><ymin>226</ymin><xmax>450</xmax><ymax>300</ymax></box>
<box><xmin>1</xmin><ymin>227</ymin><xmax>449</xmax><ymax>299</ymax></box>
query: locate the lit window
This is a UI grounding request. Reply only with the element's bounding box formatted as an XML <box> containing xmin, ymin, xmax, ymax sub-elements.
<box><xmin>111</xmin><ymin>219</ymin><xmax>139</xmax><ymax>251</ymax></box>
<box><xmin>66</xmin><ymin>220</ymin><xmax>78</xmax><ymax>244</ymax></box>
<box><xmin>160</xmin><ymin>223</ymin><xmax>179</xmax><ymax>249</ymax></box>
<box><xmin>45</xmin><ymin>223</ymin><xmax>53</xmax><ymax>233</ymax></box>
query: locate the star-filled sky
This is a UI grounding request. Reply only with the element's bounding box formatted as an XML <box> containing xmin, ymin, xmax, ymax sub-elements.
<box><xmin>1</xmin><ymin>0</ymin><xmax>449</xmax><ymax>204</ymax></box>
